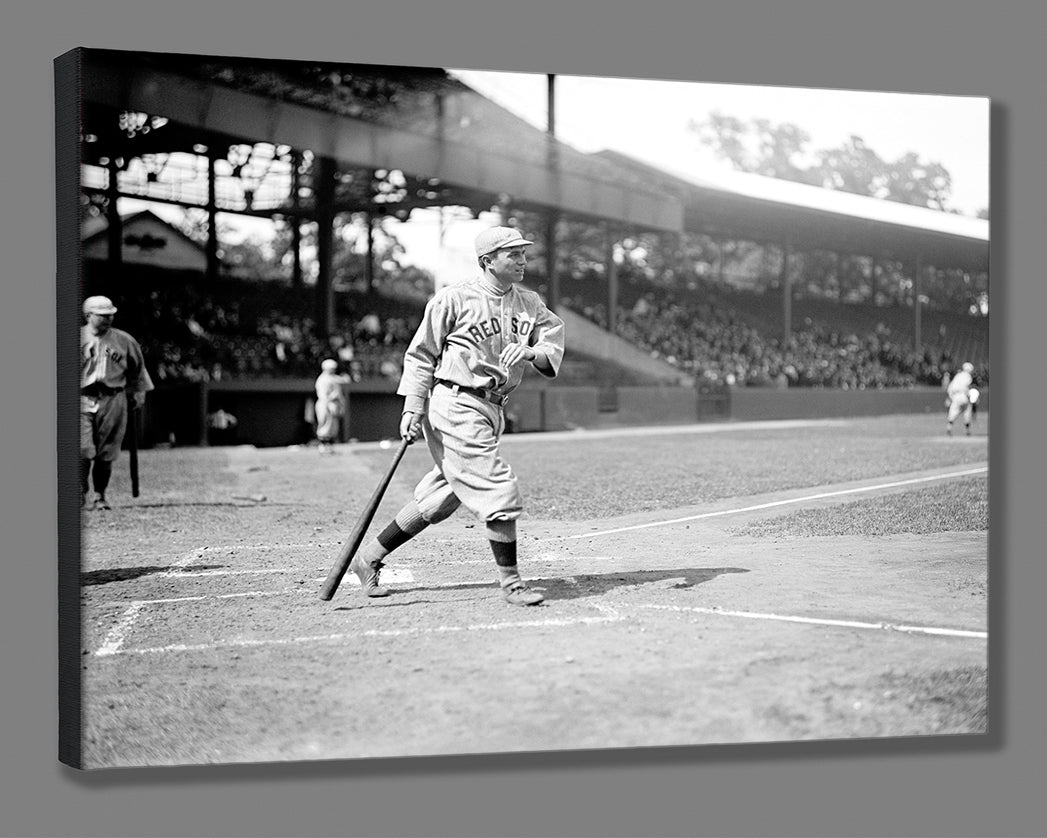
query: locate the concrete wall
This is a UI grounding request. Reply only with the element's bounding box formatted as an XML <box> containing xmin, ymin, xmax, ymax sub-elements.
<box><xmin>541</xmin><ymin>386</ymin><xmax>601</xmax><ymax>431</ymax></box>
<box><xmin>506</xmin><ymin>389</ymin><xmax>544</xmax><ymax>433</ymax></box>
<box><xmin>727</xmin><ymin>386</ymin><xmax>982</xmax><ymax>421</ymax></box>
<box><xmin>141</xmin><ymin>381</ymin><xmax>988</xmax><ymax>448</ymax></box>
<box><xmin>616</xmin><ymin>386</ymin><xmax>698</xmax><ymax>425</ymax></box>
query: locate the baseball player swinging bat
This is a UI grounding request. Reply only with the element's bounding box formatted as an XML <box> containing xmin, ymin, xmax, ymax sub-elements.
<box><xmin>127</xmin><ymin>394</ymin><xmax>140</xmax><ymax>498</ymax></box>
<box><xmin>319</xmin><ymin>437</ymin><xmax>411</xmax><ymax>601</ymax></box>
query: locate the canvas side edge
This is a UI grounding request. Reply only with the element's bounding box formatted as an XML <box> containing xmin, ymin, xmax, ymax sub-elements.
<box><xmin>55</xmin><ymin>46</ymin><xmax>84</xmax><ymax>770</ymax></box>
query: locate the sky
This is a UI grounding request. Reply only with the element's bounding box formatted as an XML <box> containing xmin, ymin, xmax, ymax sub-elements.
<box><xmin>121</xmin><ymin>68</ymin><xmax>990</xmax><ymax>276</ymax></box>
<box><xmin>450</xmin><ymin>69</ymin><xmax>990</xmax><ymax>216</ymax></box>
<box><xmin>403</xmin><ymin>69</ymin><xmax>989</xmax><ymax>273</ymax></box>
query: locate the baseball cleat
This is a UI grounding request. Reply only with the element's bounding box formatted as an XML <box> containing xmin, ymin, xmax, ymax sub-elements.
<box><xmin>349</xmin><ymin>555</ymin><xmax>391</xmax><ymax>597</ymax></box>
<box><xmin>92</xmin><ymin>494</ymin><xmax>111</xmax><ymax>511</ymax></box>
<box><xmin>502</xmin><ymin>582</ymin><xmax>544</xmax><ymax>606</ymax></box>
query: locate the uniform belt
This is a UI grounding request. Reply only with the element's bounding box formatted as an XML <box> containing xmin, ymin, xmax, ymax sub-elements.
<box><xmin>81</xmin><ymin>383</ymin><xmax>122</xmax><ymax>397</ymax></box>
<box><xmin>435</xmin><ymin>379</ymin><xmax>509</xmax><ymax>407</ymax></box>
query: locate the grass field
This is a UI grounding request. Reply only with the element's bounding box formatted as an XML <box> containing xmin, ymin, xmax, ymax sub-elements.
<box><xmin>76</xmin><ymin>412</ymin><xmax>989</xmax><ymax>767</ymax></box>
<box><xmin>732</xmin><ymin>478</ymin><xmax>988</xmax><ymax>537</ymax></box>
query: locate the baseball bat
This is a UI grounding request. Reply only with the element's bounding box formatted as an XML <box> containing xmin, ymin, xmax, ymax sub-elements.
<box><xmin>127</xmin><ymin>395</ymin><xmax>140</xmax><ymax>498</ymax></box>
<box><xmin>319</xmin><ymin>437</ymin><xmax>411</xmax><ymax>601</ymax></box>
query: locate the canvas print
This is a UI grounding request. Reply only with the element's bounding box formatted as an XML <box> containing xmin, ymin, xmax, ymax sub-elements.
<box><xmin>56</xmin><ymin>47</ymin><xmax>990</xmax><ymax>769</ymax></box>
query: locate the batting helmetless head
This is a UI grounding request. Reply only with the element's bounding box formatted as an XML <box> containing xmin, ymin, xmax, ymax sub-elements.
<box><xmin>962</xmin><ymin>362</ymin><xmax>974</xmax><ymax>373</ymax></box>
<box><xmin>321</xmin><ymin>359</ymin><xmax>338</xmax><ymax>371</ymax></box>
<box><xmin>474</xmin><ymin>226</ymin><xmax>534</xmax><ymax>258</ymax></box>
<box><xmin>83</xmin><ymin>295</ymin><xmax>118</xmax><ymax>316</ymax></box>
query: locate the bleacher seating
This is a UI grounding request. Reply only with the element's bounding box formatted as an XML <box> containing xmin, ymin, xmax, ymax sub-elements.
<box><xmin>563</xmin><ymin>276</ymin><xmax>988</xmax><ymax>388</ymax></box>
<box><xmin>83</xmin><ymin>263</ymin><xmax>416</xmax><ymax>384</ymax></box>
<box><xmin>84</xmin><ymin>261</ymin><xmax>987</xmax><ymax>391</ymax></box>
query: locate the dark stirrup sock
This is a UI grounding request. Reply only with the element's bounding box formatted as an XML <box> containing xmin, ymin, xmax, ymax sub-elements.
<box><xmin>489</xmin><ymin>539</ymin><xmax>522</xmax><ymax>588</ymax></box>
<box><xmin>92</xmin><ymin>460</ymin><xmax>113</xmax><ymax>494</ymax></box>
<box><xmin>356</xmin><ymin>501</ymin><xmax>431</xmax><ymax>567</ymax></box>
<box><xmin>486</xmin><ymin>520</ymin><xmax>521</xmax><ymax>586</ymax></box>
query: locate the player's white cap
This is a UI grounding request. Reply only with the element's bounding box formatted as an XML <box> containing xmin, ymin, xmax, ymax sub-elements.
<box><xmin>962</xmin><ymin>362</ymin><xmax>974</xmax><ymax>373</ymax></box>
<box><xmin>83</xmin><ymin>295</ymin><xmax>118</xmax><ymax>316</ymax></box>
<box><xmin>321</xmin><ymin>359</ymin><xmax>338</xmax><ymax>371</ymax></box>
<box><xmin>474</xmin><ymin>226</ymin><xmax>534</xmax><ymax>258</ymax></box>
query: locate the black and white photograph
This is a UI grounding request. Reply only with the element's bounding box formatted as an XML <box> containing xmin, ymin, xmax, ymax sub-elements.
<box><xmin>58</xmin><ymin>46</ymin><xmax>989</xmax><ymax>770</ymax></box>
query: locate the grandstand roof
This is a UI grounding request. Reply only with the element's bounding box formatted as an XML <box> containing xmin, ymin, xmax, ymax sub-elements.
<box><xmin>596</xmin><ymin>150</ymin><xmax>989</xmax><ymax>274</ymax></box>
<box><xmin>78</xmin><ymin>49</ymin><xmax>683</xmax><ymax>233</ymax></box>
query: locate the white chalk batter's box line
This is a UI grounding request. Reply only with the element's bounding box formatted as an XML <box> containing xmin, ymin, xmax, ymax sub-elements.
<box><xmin>94</xmin><ymin>581</ymin><xmax>985</xmax><ymax>658</ymax></box>
<box><xmin>91</xmin><ymin>466</ymin><xmax>987</xmax><ymax>658</ymax></box>
<box><xmin>93</xmin><ymin>575</ymin><xmax>591</xmax><ymax>657</ymax></box>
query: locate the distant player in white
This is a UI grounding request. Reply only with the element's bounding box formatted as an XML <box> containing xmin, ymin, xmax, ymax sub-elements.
<box><xmin>945</xmin><ymin>361</ymin><xmax>977</xmax><ymax>436</ymax></box>
<box><xmin>346</xmin><ymin>227</ymin><xmax>565</xmax><ymax>606</ymax></box>
<box><xmin>314</xmin><ymin>358</ymin><xmax>349</xmax><ymax>453</ymax></box>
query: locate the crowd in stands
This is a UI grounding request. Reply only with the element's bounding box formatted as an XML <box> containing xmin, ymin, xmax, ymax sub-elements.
<box><xmin>564</xmin><ymin>284</ymin><xmax>988</xmax><ymax>390</ymax></box>
<box><xmin>102</xmin><ymin>270</ymin><xmax>986</xmax><ymax>392</ymax></box>
<box><xmin>125</xmin><ymin>280</ymin><xmax>419</xmax><ymax>384</ymax></box>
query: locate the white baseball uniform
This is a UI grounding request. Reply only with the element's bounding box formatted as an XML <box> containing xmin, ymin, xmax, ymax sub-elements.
<box><xmin>314</xmin><ymin>369</ymin><xmax>347</xmax><ymax>443</ymax></box>
<box><xmin>946</xmin><ymin>368</ymin><xmax>975</xmax><ymax>425</ymax></box>
<box><xmin>397</xmin><ymin>275</ymin><xmax>565</xmax><ymax>523</ymax></box>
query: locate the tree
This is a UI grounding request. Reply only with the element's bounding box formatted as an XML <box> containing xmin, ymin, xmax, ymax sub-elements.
<box><xmin>693</xmin><ymin>113</ymin><xmax>818</xmax><ymax>184</ymax></box>
<box><xmin>692</xmin><ymin>111</ymin><xmax>957</xmax><ymax>211</ymax></box>
<box><xmin>882</xmin><ymin>152</ymin><xmax>953</xmax><ymax>210</ymax></box>
<box><xmin>221</xmin><ymin>221</ymin><xmax>295</xmax><ymax>280</ymax></box>
<box><xmin>809</xmin><ymin>135</ymin><xmax>888</xmax><ymax>197</ymax></box>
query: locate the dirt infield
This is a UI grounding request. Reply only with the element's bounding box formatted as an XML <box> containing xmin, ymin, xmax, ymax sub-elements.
<box><xmin>77</xmin><ymin>414</ymin><xmax>988</xmax><ymax>767</ymax></box>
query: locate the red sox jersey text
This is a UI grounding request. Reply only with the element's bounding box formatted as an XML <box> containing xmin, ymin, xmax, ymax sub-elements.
<box><xmin>398</xmin><ymin>277</ymin><xmax>564</xmax><ymax>414</ymax></box>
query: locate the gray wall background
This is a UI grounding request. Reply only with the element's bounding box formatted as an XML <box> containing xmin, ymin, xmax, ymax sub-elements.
<box><xmin>2</xmin><ymin>2</ymin><xmax>1039</xmax><ymax>836</ymax></box>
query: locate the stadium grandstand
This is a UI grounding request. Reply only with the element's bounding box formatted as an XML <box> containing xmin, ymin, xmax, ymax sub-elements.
<box><xmin>71</xmin><ymin>49</ymin><xmax>988</xmax><ymax>446</ymax></box>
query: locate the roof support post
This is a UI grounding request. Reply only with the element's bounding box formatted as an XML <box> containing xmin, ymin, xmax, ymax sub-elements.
<box><xmin>291</xmin><ymin>150</ymin><xmax>303</xmax><ymax>287</ymax></box>
<box><xmin>206</xmin><ymin>147</ymin><xmax>219</xmax><ymax>283</ymax></box>
<box><xmin>545</xmin><ymin>73</ymin><xmax>560</xmax><ymax>312</ymax></box>
<box><xmin>497</xmin><ymin>192</ymin><xmax>513</xmax><ymax>226</ymax></box>
<box><xmin>365</xmin><ymin>209</ymin><xmax>375</xmax><ymax>292</ymax></box>
<box><xmin>546</xmin><ymin>212</ymin><xmax>560</xmax><ymax>312</ymax></box>
<box><xmin>105</xmin><ymin>156</ymin><xmax>123</xmax><ymax>269</ymax></box>
<box><xmin>870</xmin><ymin>256</ymin><xmax>879</xmax><ymax>306</ymax></box>
<box><xmin>314</xmin><ymin>154</ymin><xmax>336</xmax><ymax>338</ymax></box>
<box><xmin>913</xmin><ymin>254</ymin><xmax>923</xmax><ymax>354</ymax></box>
<box><xmin>781</xmin><ymin>242</ymin><xmax>792</xmax><ymax>345</ymax></box>
<box><xmin>291</xmin><ymin>219</ymin><xmax>303</xmax><ymax>287</ymax></box>
<box><xmin>605</xmin><ymin>224</ymin><xmax>619</xmax><ymax>334</ymax></box>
